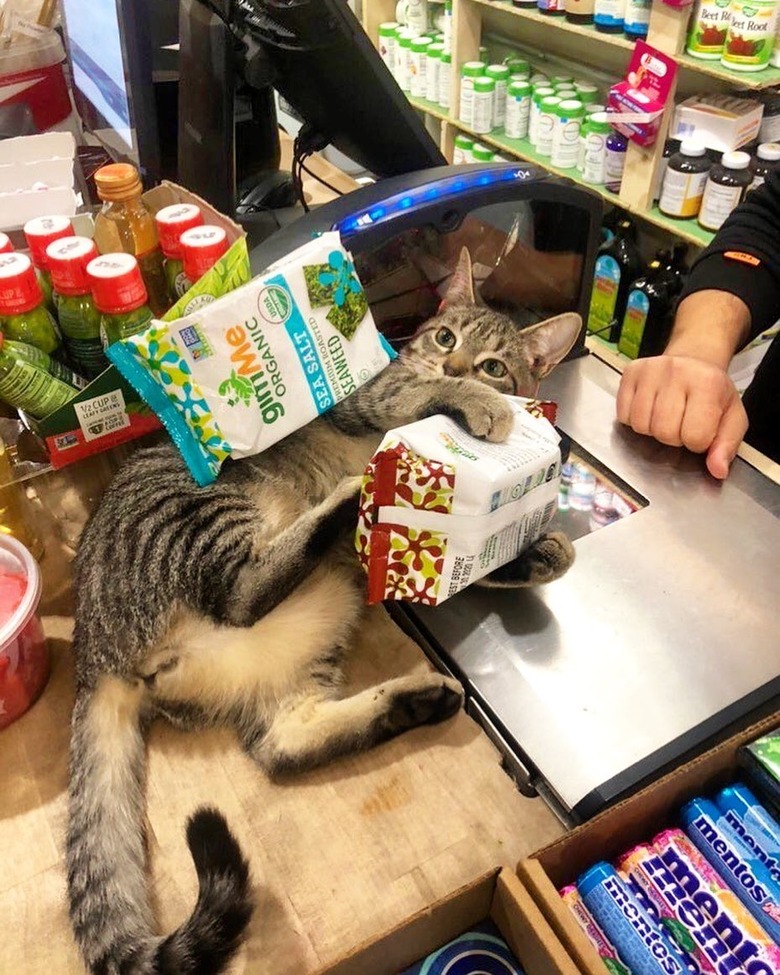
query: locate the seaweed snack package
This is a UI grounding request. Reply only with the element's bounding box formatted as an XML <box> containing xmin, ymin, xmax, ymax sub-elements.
<box><xmin>356</xmin><ymin>398</ymin><xmax>561</xmax><ymax>606</ymax></box>
<box><xmin>107</xmin><ymin>232</ymin><xmax>395</xmax><ymax>485</ymax></box>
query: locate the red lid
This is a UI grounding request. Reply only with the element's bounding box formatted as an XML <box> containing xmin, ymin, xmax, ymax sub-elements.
<box><xmin>155</xmin><ymin>203</ymin><xmax>204</xmax><ymax>259</ymax></box>
<box><xmin>0</xmin><ymin>233</ymin><xmax>13</xmax><ymax>255</ymax></box>
<box><xmin>46</xmin><ymin>236</ymin><xmax>99</xmax><ymax>295</ymax></box>
<box><xmin>180</xmin><ymin>225</ymin><xmax>229</xmax><ymax>282</ymax></box>
<box><xmin>23</xmin><ymin>215</ymin><xmax>74</xmax><ymax>270</ymax></box>
<box><xmin>86</xmin><ymin>253</ymin><xmax>149</xmax><ymax>314</ymax></box>
<box><xmin>0</xmin><ymin>253</ymin><xmax>45</xmax><ymax>314</ymax></box>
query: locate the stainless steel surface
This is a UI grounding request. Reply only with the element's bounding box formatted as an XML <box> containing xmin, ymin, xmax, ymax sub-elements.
<box><xmin>407</xmin><ymin>354</ymin><xmax>780</xmax><ymax>813</ymax></box>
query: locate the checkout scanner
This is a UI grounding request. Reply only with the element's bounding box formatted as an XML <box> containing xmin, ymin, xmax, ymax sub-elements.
<box><xmin>252</xmin><ymin>163</ymin><xmax>780</xmax><ymax>825</ymax></box>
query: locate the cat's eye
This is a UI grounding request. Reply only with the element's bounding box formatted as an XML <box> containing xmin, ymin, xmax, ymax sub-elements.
<box><xmin>435</xmin><ymin>327</ymin><xmax>457</xmax><ymax>349</ymax></box>
<box><xmin>481</xmin><ymin>358</ymin><xmax>507</xmax><ymax>378</ymax></box>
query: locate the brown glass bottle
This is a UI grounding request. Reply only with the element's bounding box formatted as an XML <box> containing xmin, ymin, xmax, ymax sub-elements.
<box><xmin>698</xmin><ymin>151</ymin><xmax>753</xmax><ymax>232</ymax></box>
<box><xmin>93</xmin><ymin>163</ymin><xmax>170</xmax><ymax>317</ymax></box>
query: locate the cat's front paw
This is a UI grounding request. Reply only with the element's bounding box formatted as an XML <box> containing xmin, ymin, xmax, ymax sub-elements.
<box><xmin>455</xmin><ymin>387</ymin><xmax>514</xmax><ymax>442</ymax></box>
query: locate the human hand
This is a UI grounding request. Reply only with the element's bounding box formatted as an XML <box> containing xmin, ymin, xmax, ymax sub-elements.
<box><xmin>616</xmin><ymin>355</ymin><xmax>748</xmax><ymax>479</ymax></box>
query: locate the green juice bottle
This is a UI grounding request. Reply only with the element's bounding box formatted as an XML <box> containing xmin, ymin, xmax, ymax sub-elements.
<box><xmin>86</xmin><ymin>252</ymin><xmax>154</xmax><ymax>347</ymax></box>
<box><xmin>0</xmin><ymin>332</ymin><xmax>83</xmax><ymax>419</ymax></box>
<box><xmin>180</xmin><ymin>225</ymin><xmax>230</xmax><ymax>287</ymax></box>
<box><xmin>47</xmin><ymin>235</ymin><xmax>109</xmax><ymax>380</ymax></box>
<box><xmin>0</xmin><ymin>252</ymin><xmax>61</xmax><ymax>355</ymax></box>
<box><xmin>155</xmin><ymin>203</ymin><xmax>203</xmax><ymax>303</ymax></box>
<box><xmin>23</xmin><ymin>214</ymin><xmax>75</xmax><ymax>314</ymax></box>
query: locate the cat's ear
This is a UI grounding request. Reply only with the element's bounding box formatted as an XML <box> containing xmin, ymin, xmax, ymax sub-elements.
<box><xmin>439</xmin><ymin>247</ymin><xmax>476</xmax><ymax>309</ymax></box>
<box><xmin>521</xmin><ymin>313</ymin><xmax>582</xmax><ymax>379</ymax></box>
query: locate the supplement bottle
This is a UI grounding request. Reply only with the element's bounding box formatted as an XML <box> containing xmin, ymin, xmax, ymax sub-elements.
<box><xmin>486</xmin><ymin>64</ymin><xmax>510</xmax><ymax>128</ymax></box>
<box><xmin>395</xmin><ymin>30</ymin><xmax>413</xmax><ymax>90</ymax></box>
<box><xmin>512</xmin><ymin>0</ymin><xmax>537</xmax><ymax>8</ymax></box>
<box><xmin>93</xmin><ymin>164</ymin><xmax>169</xmax><ymax>317</ymax></box>
<box><xmin>471</xmin><ymin>76</ymin><xmax>495</xmax><ymax>134</ymax></box>
<box><xmin>410</xmin><ymin>36</ymin><xmax>432</xmax><ymax>97</ymax></box>
<box><xmin>471</xmin><ymin>143</ymin><xmax>496</xmax><ymax>163</ymax></box>
<box><xmin>617</xmin><ymin>258</ymin><xmax>677</xmax><ymax>359</ymax></box>
<box><xmin>529</xmin><ymin>86</ymin><xmax>556</xmax><ymax>146</ymax></box>
<box><xmin>505</xmin><ymin>57</ymin><xmax>531</xmax><ymax>75</ymax></box>
<box><xmin>438</xmin><ymin>51</ymin><xmax>452</xmax><ymax>107</ymax></box>
<box><xmin>155</xmin><ymin>203</ymin><xmax>204</xmax><ymax>302</ymax></box>
<box><xmin>426</xmin><ymin>41</ymin><xmax>444</xmax><ymax>102</ymax></box>
<box><xmin>758</xmin><ymin>92</ymin><xmax>780</xmax><ymax>142</ymax></box>
<box><xmin>594</xmin><ymin>0</ymin><xmax>625</xmax><ymax>32</ymax></box>
<box><xmin>504</xmin><ymin>80</ymin><xmax>532</xmax><ymax>139</ymax></box>
<box><xmin>698</xmin><ymin>151</ymin><xmax>753</xmax><ymax>231</ymax></box>
<box><xmin>0</xmin><ymin>333</ymin><xmax>84</xmax><ymax>420</ymax></box>
<box><xmin>652</xmin><ymin>138</ymin><xmax>679</xmax><ymax>202</ymax></box>
<box><xmin>605</xmin><ymin>128</ymin><xmax>628</xmax><ymax>192</ymax></box>
<box><xmin>46</xmin><ymin>236</ymin><xmax>108</xmax><ymax>380</ymax></box>
<box><xmin>23</xmin><ymin>214</ymin><xmax>74</xmax><ymax>313</ymax></box>
<box><xmin>721</xmin><ymin>0</ymin><xmax>779</xmax><ymax>71</ymax></box>
<box><xmin>582</xmin><ymin>112</ymin><xmax>613</xmax><ymax>184</ymax></box>
<box><xmin>538</xmin><ymin>0</ymin><xmax>566</xmax><ymax>15</ymax></box>
<box><xmin>565</xmin><ymin>0</ymin><xmax>595</xmax><ymax>23</ymax></box>
<box><xmin>0</xmin><ymin>253</ymin><xmax>61</xmax><ymax>355</ymax></box>
<box><xmin>574</xmin><ymin>82</ymin><xmax>599</xmax><ymax>104</ymax></box>
<box><xmin>551</xmin><ymin>99</ymin><xmax>585</xmax><ymax>169</ymax></box>
<box><xmin>459</xmin><ymin>61</ymin><xmax>486</xmax><ymax>127</ymax></box>
<box><xmin>658</xmin><ymin>140</ymin><xmax>711</xmax><ymax>218</ymax></box>
<box><xmin>624</xmin><ymin>0</ymin><xmax>650</xmax><ymax>38</ymax></box>
<box><xmin>0</xmin><ymin>233</ymin><xmax>13</xmax><ymax>255</ymax></box>
<box><xmin>405</xmin><ymin>0</ymin><xmax>429</xmax><ymax>36</ymax></box>
<box><xmin>587</xmin><ymin>218</ymin><xmax>642</xmax><ymax>342</ymax></box>
<box><xmin>750</xmin><ymin>142</ymin><xmax>780</xmax><ymax>190</ymax></box>
<box><xmin>180</xmin><ymin>225</ymin><xmax>230</xmax><ymax>287</ymax></box>
<box><xmin>87</xmin><ymin>253</ymin><xmax>154</xmax><ymax>348</ymax></box>
<box><xmin>536</xmin><ymin>95</ymin><xmax>563</xmax><ymax>157</ymax></box>
<box><xmin>453</xmin><ymin>133</ymin><xmax>475</xmax><ymax>163</ymax></box>
<box><xmin>378</xmin><ymin>22</ymin><xmax>398</xmax><ymax>71</ymax></box>
<box><xmin>686</xmin><ymin>0</ymin><xmax>731</xmax><ymax>57</ymax></box>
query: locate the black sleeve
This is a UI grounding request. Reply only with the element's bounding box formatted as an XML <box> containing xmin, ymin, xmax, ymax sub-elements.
<box><xmin>679</xmin><ymin>168</ymin><xmax>780</xmax><ymax>344</ymax></box>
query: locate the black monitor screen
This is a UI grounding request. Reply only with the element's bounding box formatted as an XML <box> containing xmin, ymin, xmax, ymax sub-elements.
<box><xmin>60</xmin><ymin>0</ymin><xmax>160</xmax><ymax>181</ymax></box>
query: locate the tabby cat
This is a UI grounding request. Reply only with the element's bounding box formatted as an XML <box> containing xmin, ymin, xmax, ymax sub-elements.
<box><xmin>66</xmin><ymin>248</ymin><xmax>579</xmax><ymax>974</ymax></box>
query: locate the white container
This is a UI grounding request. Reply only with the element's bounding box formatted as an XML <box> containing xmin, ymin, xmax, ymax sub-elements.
<box><xmin>536</xmin><ymin>96</ymin><xmax>562</xmax><ymax>158</ymax></box>
<box><xmin>459</xmin><ymin>62</ymin><xmax>486</xmax><ymax>127</ymax></box>
<box><xmin>582</xmin><ymin>113</ymin><xmax>612</xmax><ymax>185</ymax></box>
<box><xmin>471</xmin><ymin>77</ymin><xmax>495</xmax><ymax>135</ymax></box>
<box><xmin>377</xmin><ymin>22</ymin><xmax>398</xmax><ymax>72</ymax></box>
<box><xmin>550</xmin><ymin>99</ymin><xmax>584</xmax><ymax>170</ymax></box>
<box><xmin>405</xmin><ymin>0</ymin><xmax>429</xmax><ymax>35</ymax></box>
<box><xmin>529</xmin><ymin>87</ymin><xmax>556</xmax><ymax>148</ymax></box>
<box><xmin>410</xmin><ymin>37</ymin><xmax>432</xmax><ymax>98</ymax></box>
<box><xmin>426</xmin><ymin>43</ymin><xmax>443</xmax><ymax>102</ymax></box>
<box><xmin>438</xmin><ymin>52</ymin><xmax>452</xmax><ymax>108</ymax></box>
<box><xmin>394</xmin><ymin>30</ymin><xmax>414</xmax><ymax>92</ymax></box>
<box><xmin>453</xmin><ymin>134</ymin><xmax>475</xmax><ymax>164</ymax></box>
<box><xmin>486</xmin><ymin>65</ymin><xmax>510</xmax><ymax>129</ymax></box>
<box><xmin>505</xmin><ymin>82</ymin><xmax>532</xmax><ymax>140</ymax></box>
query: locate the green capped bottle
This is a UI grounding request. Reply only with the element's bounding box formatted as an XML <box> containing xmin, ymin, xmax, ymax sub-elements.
<box><xmin>47</xmin><ymin>235</ymin><xmax>109</xmax><ymax>380</ymax></box>
<box><xmin>23</xmin><ymin>214</ymin><xmax>74</xmax><ymax>313</ymax></box>
<box><xmin>87</xmin><ymin>253</ymin><xmax>154</xmax><ymax>348</ymax></box>
<box><xmin>0</xmin><ymin>332</ymin><xmax>83</xmax><ymax>419</ymax></box>
<box><xmin>154</xmin><ymin>203</ymin><xmax>204</xmax><ymax>303</ymax></box>
<box><xmin>0</xmin><ymin>252</ymin><xmax>61</xmax><ymax>355</ymax></box>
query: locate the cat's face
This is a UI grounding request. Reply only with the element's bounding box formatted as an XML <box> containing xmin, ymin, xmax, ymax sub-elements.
<box><xmin>400</xmin><ymin>247</ymin><xmax>582</xmax><ymax>398</ymax></box>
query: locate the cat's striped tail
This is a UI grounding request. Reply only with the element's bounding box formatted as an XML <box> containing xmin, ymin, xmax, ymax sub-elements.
<box><xmin>66</xmin><ymin>678</ymin><xmax>253</xmax><ymax>974</ymax></box>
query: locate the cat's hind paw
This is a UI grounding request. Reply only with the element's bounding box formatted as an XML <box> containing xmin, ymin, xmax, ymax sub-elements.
<box><xmin>383</xmin><ymin>675</ymin><xmax>464</xmax><ymax>732</ymax></box>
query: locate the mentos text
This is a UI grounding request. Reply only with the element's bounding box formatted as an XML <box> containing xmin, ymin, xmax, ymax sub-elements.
<box><xmin>604</xmin><ymin>876</ymin><xmax>684</xmax><ymax>974</ymax></box>
<box><xmin>225</xmin><ymin>320</ymin><xmax>286</xmax><ymax>423</ymax></box>
<box><xmin>723</xmin><ymin>810</ymin><xmax>780</xmax><ymax>883</ymax></box>
<box><xmin>646</xmin><ymin>847</ymin><xmax>772</xmax><ymax>975</ymax></box>
<box><xmin>692</xmin><ymin>816</ymin><xmax>769</xmax><ymax>906</ymax></box>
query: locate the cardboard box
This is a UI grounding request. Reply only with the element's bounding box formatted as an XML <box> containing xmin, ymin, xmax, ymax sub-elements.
<box><xmin>316</xmin><ymin>867</ymin><xmax>580</xmax><ymax>975</ymax></box>
<box><xmin>672</xmin><ymin>94</ymin><xmax>764</xmax><ymax>152</ymax></box>
<box><xmin>0</xmin><ymin>132</ymin><xmax>77</xmax><ymax>230</ymax></box>
<box><xmin>517</xmin><ymin>711</ymin><xmax>780</xmax><ymax>975</ymax></box>
<box><xmin>25</xmin><ymin>181</ymin><xmax>250</xmax><ymax>468</ymax></box>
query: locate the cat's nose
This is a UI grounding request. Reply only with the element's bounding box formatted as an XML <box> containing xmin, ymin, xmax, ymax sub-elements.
<box><xmin>443</xmin><ymin>353</ymin><xmax>469</xmax><ymax>377</ymax></box>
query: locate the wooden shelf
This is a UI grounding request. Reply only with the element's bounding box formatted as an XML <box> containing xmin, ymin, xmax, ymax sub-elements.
<box><xmin>407</xmin><ymin>95</ymin><xmax>715</xmax><ymax>248</ymax></box>
<box><xmin>471</xmin><ymin>0</ymin><xmax>780</xmax><ymax>90</ymax></box>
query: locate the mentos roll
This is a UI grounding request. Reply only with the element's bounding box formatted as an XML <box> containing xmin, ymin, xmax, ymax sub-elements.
<box><xmin>577</xmin><ymin>862</ymin><xmax>696</xmax><ymax>975</ymax></box>
<box><xmin>680</xmin><ymin>797</ymin><xmax>780</xmax><ymax>943</ymax></box>
<box><xmin>560</xmin><ymin>884</ymin><xmax>631</xmax><ymax>974</ymax></box>
<box><xmin>617</xmin><ymin>843</ymin><xmax>718</xmax><ymax>974</ymax></box>
<box><xmin>715</xmin><ymin>783</ymin><xmax>780</xmax><ymax>881</ymax></box>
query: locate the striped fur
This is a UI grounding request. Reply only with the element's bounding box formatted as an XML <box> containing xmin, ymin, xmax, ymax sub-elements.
<box><xmin>66</xmin><ymin>248</ymin><xmax>580</xmax><ymax>974</ymax></box>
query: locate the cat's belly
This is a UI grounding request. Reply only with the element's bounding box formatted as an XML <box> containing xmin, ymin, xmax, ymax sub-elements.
<box><xmin>143</xmin><ymin>563</ymin><xmax>364</xmax><ymax>711</ymax></box>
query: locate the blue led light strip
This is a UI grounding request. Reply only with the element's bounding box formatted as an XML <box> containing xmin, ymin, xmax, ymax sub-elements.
<box><xmin>333</xmin><ymin>166</ymin><xmax>539</xmax><ymax>238</ymax></box>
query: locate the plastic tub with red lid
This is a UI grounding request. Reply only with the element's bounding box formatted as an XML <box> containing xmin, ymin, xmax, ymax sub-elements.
<box><xmin>0</xmin><ymin>535</ymin><xmax>49</xmax><ymax>729</ymax></box>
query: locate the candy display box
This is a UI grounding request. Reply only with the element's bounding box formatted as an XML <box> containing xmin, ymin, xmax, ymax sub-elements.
<box><xmin>25</xmin><ymin>182</ymin><xmax>249</xmax><ymax>468</ymax></box>
<box><xmin>517</xmin><ymin>711</ymin><xmax>780</xmax><ymax>975</ymax></box>
<box><xmin>315</xmin><ymin>867</ymin><xmax>580</xmax><ymax>975</ymax></box>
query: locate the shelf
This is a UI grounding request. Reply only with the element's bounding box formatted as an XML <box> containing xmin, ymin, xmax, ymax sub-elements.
<box><xmin>469</xmin><ymin>0</ymin><xmax>780</xmax><ymax>90</ymax></box>
<box><xmin>407</xmin><ymin>95</ymin><xmax>715</xmax><ymax>248</ymax></box>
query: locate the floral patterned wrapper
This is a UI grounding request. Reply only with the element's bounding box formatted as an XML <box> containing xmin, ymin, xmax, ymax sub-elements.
<box><xmin>107</xmin><ymin>232</ymin><xmax>395</xmax><ymax>485</ymax></box>
<box><xmin>356</xmin><ymin>398</ymin><xmax>562</xmax><ymax>606</ymax></box>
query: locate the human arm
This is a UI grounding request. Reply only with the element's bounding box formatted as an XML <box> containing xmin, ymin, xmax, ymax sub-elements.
<box><xmin>616</xmin><ymin>171</ymin><xmax>780</xmax><ymax>478</ymax></box>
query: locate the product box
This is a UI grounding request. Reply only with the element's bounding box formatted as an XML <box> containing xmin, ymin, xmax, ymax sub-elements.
<box><xmin>316</xmin><ymin>868</ymin><xmax>580</xmax><ymax>975</ymax></box>
<box><xmin>607</xmin><ymin>41</ymin><xmax>677</xmax><ymax>147</ymax></box>
<box><xmin>517</xmin><ymin>711</ymin><xmax>780</xmax><ymax>975</ymax></box>
<box><xmin>672</xmin><ymin>94</ymin><xmax>764</xmax><ymax>152</ymax></box>
<box><xmin>0</xmin><ymin>131</ymin><xmax>77</xmax><ymax>230</ymax></box>
<box><xmin>24</xmin><ymin>181</ymin><xmax>250</xmax><ymax>468</ymax></box>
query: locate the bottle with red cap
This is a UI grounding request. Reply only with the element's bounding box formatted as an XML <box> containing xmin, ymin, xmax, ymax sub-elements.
<box><xmin>86</xmin><ymin>253</ymin><xmax>154</xmax><ymax>347</ymax></box>
<box><xmin>47</xmin><ymin>236</ymin><xmax>108</xmax><ymax>379</ymax></box>
<box><xmin>23</xmin><ymin>215</ymin><xmax>74</xmax><ymax>312</ymax></box>
<box><xmin>0</xmin><ymin>233</ymin><xmax>13</xmax><ymax>255</ymax></box>
<box><xmin>0</xmin><ymin>253</ymin><xmax>61</xmax><ymax>355</ymax></box>
<box><xmin>180</xmin><ymin>225</ymin><xmax>230</xmax><ymax>288</ymax></box>
<box><xmin>154</xmin><ymin>203</ymin><xmax>204</xmax><ymax>302</ymax></box>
